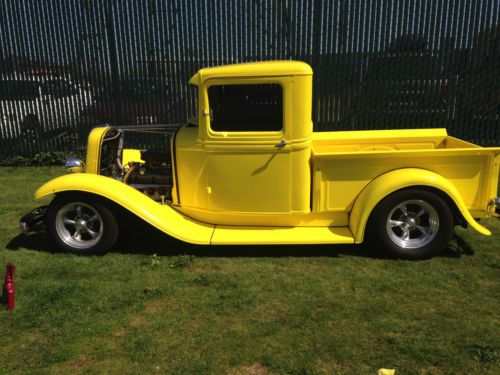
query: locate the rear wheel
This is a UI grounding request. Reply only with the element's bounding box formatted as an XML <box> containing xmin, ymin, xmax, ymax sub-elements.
<box><xmin>367</xmin><ymin>189</ymin><xmax>454</xmax><ymax>259</ymax></box>
<box><xmin>46</xmin><ymin>195</ymin><xmax>118</xmax><ymax>255</ymax></box>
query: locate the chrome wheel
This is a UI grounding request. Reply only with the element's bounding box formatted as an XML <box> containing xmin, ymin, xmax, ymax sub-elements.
<box><xmin>385</xmin><ymin>199</ymin><xmax>439</xmax><ymax>249</ymax></box>
<box><xmin>55</xmin><ymin>202</ymin><xmax>103</xmax><ymax>249</ymax></box>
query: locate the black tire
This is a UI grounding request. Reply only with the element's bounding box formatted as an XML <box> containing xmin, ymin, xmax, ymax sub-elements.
<box><xmin>367</xmin><ymin>189</ymin><xmax>454</xmax><ymax>260</ymax></box>
<box><xmin>45</xmin><ymin>194</ymin><xmax>118</xmax><ymax>255</ymax></box>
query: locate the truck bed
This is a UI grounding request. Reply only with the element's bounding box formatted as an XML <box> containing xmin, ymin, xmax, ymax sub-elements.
<box><xmin>311</xmin><ymin>129</ymin><xmax>500</xmax><ymax>218</ymax></box>
<box><xmin>311</xmin><ymin>128</ymin><xmax>477</xmax><ymax>155</ymax></box>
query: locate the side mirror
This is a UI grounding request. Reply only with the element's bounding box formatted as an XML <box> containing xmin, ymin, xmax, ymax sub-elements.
<box><xmin>65</xmin><ymin>157</ymin><xmax>85</xmax><ymax>173</ymax></box>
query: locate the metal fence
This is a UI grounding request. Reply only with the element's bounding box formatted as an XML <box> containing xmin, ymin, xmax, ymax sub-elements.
<box><xmin>1</xmin><ymin>0</ymin><xmax>499</xmax><ymax>157</ymax></box>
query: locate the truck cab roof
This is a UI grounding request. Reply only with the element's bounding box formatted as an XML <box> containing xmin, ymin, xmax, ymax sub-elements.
<box><xmin>188</xmin><ymin>60</ymin><xmax>313</xmax><ymax>85</ymax></box>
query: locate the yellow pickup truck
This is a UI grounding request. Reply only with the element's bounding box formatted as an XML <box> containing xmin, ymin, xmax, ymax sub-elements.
<box><xmin>22</xmin><ymin>61</ymin><xmax>500</xmax><ymax>259</ymax></box>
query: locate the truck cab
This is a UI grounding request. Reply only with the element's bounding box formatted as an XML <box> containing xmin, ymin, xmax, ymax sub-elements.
<box><xmin>175</xmin><ymin>61</ymin><xmax>313</xmax><ymax>224</ymax></box>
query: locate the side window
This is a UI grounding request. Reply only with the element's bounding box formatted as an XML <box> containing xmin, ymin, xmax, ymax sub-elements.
<box><xmin>208</xmin><ymin>83</ymin><xmax>283</xmax><ymax>132</ymax></box>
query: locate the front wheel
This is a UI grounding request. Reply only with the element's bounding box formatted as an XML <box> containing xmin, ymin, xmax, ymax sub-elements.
<box><xmin>367</xmin><ymin>189</ymin><xmax>454</xmax><ymax>260</ymax></box>
<box><xmin>46</xmin><ymin>195</ymin><xmax>118</xmax><ymax>255</ymax></box>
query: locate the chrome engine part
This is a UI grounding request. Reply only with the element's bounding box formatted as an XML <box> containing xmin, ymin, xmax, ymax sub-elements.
<box><xmin>125</xmin><ymin>150</ymin><xmax>173</xmax><ymax>201</ymax></box>
<box><xmin>98</xmin><ymin>126</ymin><xmax>177</xmax><ymax>202</ymax></box>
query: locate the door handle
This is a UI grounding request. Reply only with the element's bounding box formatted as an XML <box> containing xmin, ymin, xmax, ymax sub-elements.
<box><xmin>202</xmin><ymin>108</ymin><xmax>213</xmax><ymax>120</ymax></box>
<box><xmin>274</xmin><ymin>139</ymin><xmax>287</xmax><ymax>149</ymax></box>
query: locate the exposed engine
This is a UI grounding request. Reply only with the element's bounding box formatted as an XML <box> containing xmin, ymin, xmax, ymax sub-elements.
<box><xmin>98</xmin><ymin>126</ymin><xmax>176</xmax><ymax>203</ymax></box>
<box><xmin>124</xmin><ymin>150</ymin><xmax>172</xmax><ymax>202</ymax></box>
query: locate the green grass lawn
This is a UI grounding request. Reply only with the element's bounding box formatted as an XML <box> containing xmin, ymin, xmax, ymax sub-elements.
<box><xmin>0</xmin><ymin>167</ymin><xmax>499</xmax><ymax>375</ymax></box>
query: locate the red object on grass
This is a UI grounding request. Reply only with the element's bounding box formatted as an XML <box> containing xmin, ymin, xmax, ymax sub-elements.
<box><xmin>2</xmin><ymin>263</ymin><xmax>15</xmax><ymax>312</ymax></box>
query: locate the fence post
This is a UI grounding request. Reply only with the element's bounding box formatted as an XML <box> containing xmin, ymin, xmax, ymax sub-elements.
<box><xmin>105</xmin><ymin>0</ymin><xmax>122</xmax><ymax>124</ymax></box>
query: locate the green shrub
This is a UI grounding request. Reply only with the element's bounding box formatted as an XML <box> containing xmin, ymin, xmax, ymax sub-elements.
<box><xmin>0</xmin><ymin>149</ymin><xmax>85</xmax><ymax>167</ymax></box>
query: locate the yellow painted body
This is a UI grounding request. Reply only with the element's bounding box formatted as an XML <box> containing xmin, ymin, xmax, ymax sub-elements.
<box><xmin>122</xmin><ymin>149</ymin><xmax>144</xmax><ymax>167</ymax></box>
<box><xmin>311</xmin><ymin>129</ymin><xmax>500</xmax><ymax>239</ymax></box>
<box><xmin>35</xmin><ymin>173</ymin><xmax>215</xmax><ymax>244</ymax></box>
<box><xmin>34</xmin><ymin>61</ymin><xmax>500</xmax><ymax>245</ymax></box>
<box><xmin>85</xmin><ymin>126</ymin><xmax>110</xmax><ymax>174</ymax></box>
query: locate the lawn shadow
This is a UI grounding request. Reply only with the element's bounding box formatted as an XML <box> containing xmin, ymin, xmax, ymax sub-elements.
<box><xmin>114</xmin><ymin>215</ymin><xmax>390</xmax><ymax>258</ymax></box>
<box><xmin>113</xmin><ymin>224</ymin><xmax>374</xmax><ymax>259</ymax></box>
<box><xmin>440</xmin><ymin>233</ymin><xmax>475</xmax><ymax>258</ymax></box>
<box><xmin>5</xmin><ymin>218</ymin><xmax>381</xmax><ymax>259</ymax></box>
<box><xmin>5</xmin><ymin>218</ymin><xmax>475</xmax><ymax>259</ymax></box>
<box><xmin>6</xmin><ymin>228</ymin><xmax>65</xmax><ymax>255</ymax></box>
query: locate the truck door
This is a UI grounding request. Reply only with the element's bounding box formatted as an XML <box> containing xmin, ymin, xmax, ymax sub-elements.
<box><xmin>203</xmin><ymin>81</ymin><xmax>292</xmax><ymax>214</ymax></box>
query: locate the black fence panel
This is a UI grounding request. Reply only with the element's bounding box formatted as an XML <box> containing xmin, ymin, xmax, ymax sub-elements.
<box><xmin>0</xmin><ymin>0</ymin><xmax>499</xmax><ymax>157</ymax></box>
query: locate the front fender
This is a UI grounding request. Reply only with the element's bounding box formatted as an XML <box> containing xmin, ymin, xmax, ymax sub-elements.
<box><xmin>349</xmin><ymin>168</ymin><xmax>491</xmax><ymax>243</ymax></box>
<box><xmin>35</xmin><ymin>173</ymin><xmax>214</xmax><ymax>245</ymax></box>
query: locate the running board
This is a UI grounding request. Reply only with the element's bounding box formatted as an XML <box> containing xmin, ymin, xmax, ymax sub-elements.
<box><xmin>211</xmin><ymin>226</ymin><xmax>354</xmax><ymax>245</ymax></box>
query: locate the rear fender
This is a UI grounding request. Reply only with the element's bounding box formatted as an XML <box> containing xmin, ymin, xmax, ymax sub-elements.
<box><xmin>349</xmin><ymin>168</ymin><xmax>491</xmax><ymax>243</ymax></box>
<box><xmin>35</xmin><ymin>173</ymin><xmax>214</xmax><ymax>244</ymax></box>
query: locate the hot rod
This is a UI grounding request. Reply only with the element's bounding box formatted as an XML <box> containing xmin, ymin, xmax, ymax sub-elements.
<box><xmin>21</xmin><ymin>61</ymin><xmax>500</xmax><ymax>259</ymax></box>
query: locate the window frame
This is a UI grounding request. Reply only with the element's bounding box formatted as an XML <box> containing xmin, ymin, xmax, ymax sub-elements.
<box><xmin>203</xmin><ymin>77</ymin><xmax>286</xmax><ymax>142</ymax></box>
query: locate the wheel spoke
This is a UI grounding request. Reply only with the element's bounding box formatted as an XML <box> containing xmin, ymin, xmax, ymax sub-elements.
<box><xmin>416</xmin><ymin>225</ymin><xmax>427</xmax><ymax>234</ymax></box>
<box><xmin>390</xmin><ymin>220</ymin><xmax>404</xmax><ymax>228</ymax></box>
<box><xmin>401</xmin><ymin>229</ymin><xmax>410</xmax><ymax>241</ymax></box>
<box><xmin>63</xmin><ymin>218</ymin><xmax>76</xmax><ymax>226</ymax></box>
<box><xmin>76</xmin><ymin>205</ymin><xmax>83</xmax><ymax>218</ymax></box>
<box><xmin>400</xmin><ymin>205</ymin><xmax>408</xmax><ymax>215</ymax></box>
<box><xmin>72</xmin><ymin>229</ymin><xmax>81</xmax><ymax>240</ymax></box>
<box><xmin>86</xmin><ymin>228</ymin><xmax>98</xmax><ymax>239</ymax></box>
<box><xmin>415</xmin><ymin>208</ymin><xmax>426</xmax><ymax>218</ymax></box>
<box><xmin>87</xmin><ymin>215</ymin><xmax>98</xmax><ymax>223</ymax></box>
